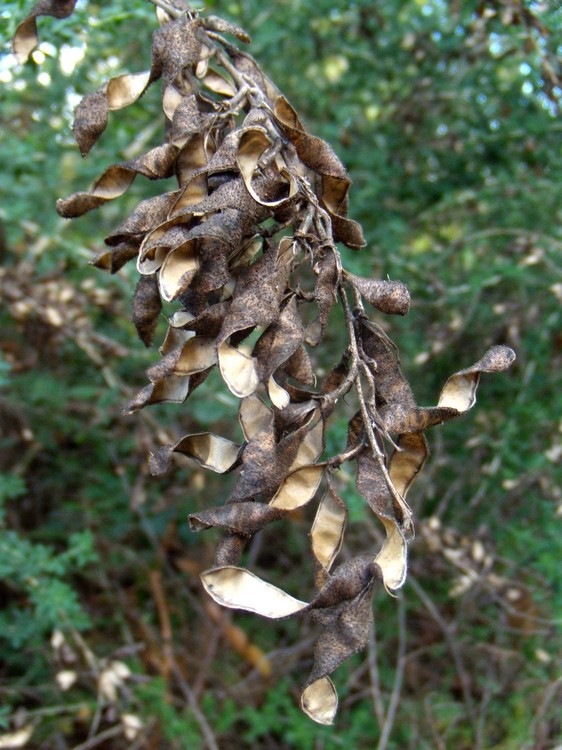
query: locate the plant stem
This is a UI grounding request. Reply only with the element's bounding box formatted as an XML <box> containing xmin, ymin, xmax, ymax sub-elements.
<box><xmin>340</xmin><ymin>287</ymin><xmax>413</xmax><ymax>529</ymax></box>
<box><xmin>147</xmin><ymin>0</ymin><xmax>183</xmax><ymax>19</ymax></box>
<box><xmin>376</xmin><ymin>593</ymin><xmax>407</xmax><ymax>750</ymax></box>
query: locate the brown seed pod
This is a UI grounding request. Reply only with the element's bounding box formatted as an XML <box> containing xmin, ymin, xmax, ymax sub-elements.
<box><xmin>13</xmin><ymin>0</ymin><xmax>516</xmax><ymax>724</ymax></box>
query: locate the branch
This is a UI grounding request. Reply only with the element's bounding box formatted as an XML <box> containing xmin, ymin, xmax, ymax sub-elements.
<box><xmin>376</xmin><ymin>593</ymin><xmax>407</xmax><ymax>750</ymax></box>
<box><xmin>340</xmin><ymin>287</ymin><xmax>413</xmax><ymax>529</ymax></box>
<box><xmin>368</xmin><ymin>620</ymin><xmax>385</xmax><ymax>726</ymax></box>
<box><xmin>408</xmin><ymin>574</ymin><xmax>476</xmax><ymax>724</ymax></box>
<box><xmin>147</xmin><ymin>0</ymin><xmax>183</xmax><ymax>19</ymax></box>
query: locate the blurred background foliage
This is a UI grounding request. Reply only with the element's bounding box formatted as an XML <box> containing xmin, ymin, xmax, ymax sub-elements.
<box><xmin>0</xmin><ymin>0</ymin><xmax>561</xmax><ymax>748</ymax></box>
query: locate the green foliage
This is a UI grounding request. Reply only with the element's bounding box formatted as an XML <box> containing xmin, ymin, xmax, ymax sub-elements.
<box><xmin>0</xmin><ymin>528</ymin><xmax>96</xmax><ymax>650</ymax></box>
<box><xmin>0</xmin><ymin>472</ymin><xmax>26</xmax><ymax>523</ymax></box>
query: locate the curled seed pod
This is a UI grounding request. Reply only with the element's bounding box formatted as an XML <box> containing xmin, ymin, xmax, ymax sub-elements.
<box><xmin>13</xmin><ymin>0</ymin><xmax>516</xmax><ymax>725</ymax></box>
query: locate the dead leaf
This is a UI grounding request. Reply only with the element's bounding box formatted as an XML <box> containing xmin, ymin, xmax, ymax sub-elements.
<box><xmin>254</xmin><ymin>296</ymin><xmax>305</xmax><ymax>384</ymax></box>
<box><xmin>157</xmin><ymin>234</ymin><xmax>200</xmax><ymax>301</ymax></box>
<box><xmin>228</xmin><ymin>47</ymin><xmax>280</xmax><ymax>102</ymax></box>
<box><xmin>106</xmin><ymin>192</ymin><xmax>179</xmax><ymax>248</ymax></box>
<box><xmin>301</xmin><ymin>557</ymin><xmax>380</xmax><ymax>723</ymax></box>
<box><xmin>123</xmin><ymin>376</ymin><xmax>190</xmax><ymax>414</ymax></box>
<box><xmin>273</xmin><ymin>96</ymin><xmax>365</xmax><ymax>248</ymax></box>
<box><xmin>355</xmin><ymin>438</ymin><xmax>393</xmax><ymax>518</ymax></box>
<box><xmin>202</xmin><ymin>69</ymin><xmax>237</xmax><ymax>97</ymax></box>
<box><xmin>284</xmin><ymin>344</ymin><xmax>315</xmax><ymax>385</ymax></box>
<box><xmin>149</xmin><ymin>16</ymin><xmax>202</xmax><ymax>86</ymax></box>
<box><xmin>360</xmin><ymin>318</ymin><xmax>416</xmax><ymax>412</ymax></box>
<box><xmin>375</xmin><ymin>516</ymin><xmax>408</xmax><ymax>591</ymax></box>
<box><xmin>267</xmin><ymin>375</ymin><xmax>291</xmax><ymax>409</ymax></box>
<box><xmin>91</xmin><ymin>239</ymin><xmax>140</xmax><ymax>273</ymax></box>
<box><xmin>389</xmin><ymin>432</ymin><xmax>428</xmax><ymax>499</ymax></box>
<box><xmin>149</xmin><ymin>335</ymin><xmax>217</xmax><ymax>379</ymax></box>
<box><xmin>219</xmin><ymin>241</ymin><xmax>291</xmax><ymax>342</ymax></box>
<box><xmin>289</xmin><ymin>416</ymin><xmax>324</xmax><ymax>470</ymax></box>
<box><xmin>228</xmin><ymin>416</ymin><xmax>315</xmax><ymax>505</ymax></box>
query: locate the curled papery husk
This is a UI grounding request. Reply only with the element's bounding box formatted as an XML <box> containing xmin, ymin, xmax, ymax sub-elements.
<box><xmin>150</xmin><ymin>432</ymin><xmax>241</xmax><ymax>476</ymax></box>
<box><xmin>73</xmin><ymin>71</ymin><xmax>151</xmax><ymax>156</ymax></box>
<box><xmin>203</xmin><ymin>15</ymin><xmax>251</xmax><ymax>43</ymax></box>
<box><xmin>202</xmin><ymin>555</ymin><xmax>380</xmax><ymax>725</ymax></box>
<box><xmin>149</xmin><ymin>15</ymin><xmax>203</xmax><ymax>86</ymax></box>
<box><xmin>132</xmin><ymin>274</ymin><xmax>162</xmax><ymax>347</ymax></box>
<box><xmin>438</xmin><ymin>345</ymin><xmax>516</xmax><ymax>411</ymax></box>
<box><xmin>311</xmin><ymin>479</ymin><xmax>347</xmax><ymax>574</ymax></box>
<box><xmin>302</xmin><ymin>557</ymin><xmax>381</xmax><ymax>724</ymax></box>
<box><xmin>238</xmin><ymin>394</ymin><xmax>272</xmax><ymax>440</ymax></box>
<box><xmin>201</xmin><ymin>566</ymin><xmax>308</xmax><ymax>618</ymax></box>
<box><xmin>273</xmin><ymin>96</ymin><xmax>365</xmax><ymax>249</ymax></box>
<box><xmin>301</xmin><ymin>678</ymin><xmax>338</xmax><ymax>726</ymax></box>
<box><xmin>56</xmin><ymin>145</ymin><xmax>178</xmax><ymax>218</ymax></box>
<box><xmin>346</xmin><ymin>273</ymin><xmax>410</xmax><ymax>316</ymax></box>
<box><xmin>269</xmin><ymin>464</ymin><xmax>325</xmax><ymax>511</ymax></box>
<box><xmin>13</xmin><ymin>0</ymin><xmax>77</xmax><ymax>64</ymax></box>
<box><xmin>218</xmin><ymin>342</ymin><xmax>259</xmax><ymax>398</ymax></box>
<box><xmin>91</xmin><ymin>240</ymin><xmax>140</xmax><ymax>274</ymax></box>
<box><xmin>190</xmin><ymin>502</ymin><xmax>284</xmax><ymax>535</ymax></box>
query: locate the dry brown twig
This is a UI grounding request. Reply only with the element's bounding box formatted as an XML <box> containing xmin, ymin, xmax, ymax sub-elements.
<box><xmin>376</xmin><ymin>593</ymin><xmax>407</xmax><ymax>750</ymax></box>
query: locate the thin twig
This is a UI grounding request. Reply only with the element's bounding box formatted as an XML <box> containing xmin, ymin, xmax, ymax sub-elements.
<box><xmin>529</xmin><ymin>676</ymin><xmax>562</xmax><ymax>749</ymax></box>
<box><xmin>16</xmin><ymin>703</ymin><xmax>90</xmax><ymax>719</ymax></box>
<box><xmin>170</xmin><ymin>660</ymin><xmax>220</xmax><ymax>750</ymax></box>
<box><xmin>349</xmin><ymin>280</ymin><xmax>365</xmax><ymax>314</ymax></box>
<box><xmin>423</xmin><ymin>696</ymin><xmax>447</xmax><ymax>750</ymax></box>
<box><xmin>70</xmin><ymin>725</ymin><xmax>123</xmax><ymax>750</ymax></box>
<box><xmin>327</xmin><ymin>441</ymin><xmax>365</xmax><ymax>468</ymax></box>
<box><xmin>408</xmin><ymin>574</ymin><xmax>477</xmax><ymax>725</ymax></box>
<box><xmin>367</xmin><ymin>620</ymin><xmax>385</xmax><ymax>726</ymax></box>
<box><xmin>192</xmin><ymin>622</ymin><xmax>222</xmax><ymax>699</ymax></box>
<box><xmin>322</xmin><ymin>352</ymin><xmax>358</xmax><ymax>406</ymax></box>
<box><xmin>148</xmin><ymin>569</ymin><xmax>174</xmax><ymax>681</ymax></box>
<box><xmin>214</xmin><ymin>47</ymin><xmax>255</xmax><ymax>92</ymax></box>
<box><xmin>60</xmin><ymin>615</ymin><xmax>100</xmax><ymax>676</ymax></box>
<box><xmin>111</xmin><ymin>565</ymin><xmax>219</xmax><ymax>750</ymax></box>
<box><xmin>340</xmin><ymin>287</ymin><xmax>413</xmax><ymax>528</ymax></box>
<box><xmin>474</xmin><ymin>664</ymin><xmax>494</xmax><ymax>750</ymax></box>
<box><xmin>147</xmin><ymin>0</ymin><xmax>183</xmax><ymax>19</ymax></box>
<box><xmin>376</xmin><ymin>593</ymin><xmax>407</xmax><ymax>750</ymax></box>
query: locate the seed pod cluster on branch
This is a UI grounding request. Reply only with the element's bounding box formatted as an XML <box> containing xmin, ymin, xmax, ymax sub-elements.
<box><xmin>14</xmin><ymin>0</ymin><xmax>516</xmax><ymax>724</ymax></box>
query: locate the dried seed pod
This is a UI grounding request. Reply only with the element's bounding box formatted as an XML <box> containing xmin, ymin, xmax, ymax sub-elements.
<box><xmin>14</xmin><ymin>1</ymin><xmax>516</xmax><ymax>725</ymax></box>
